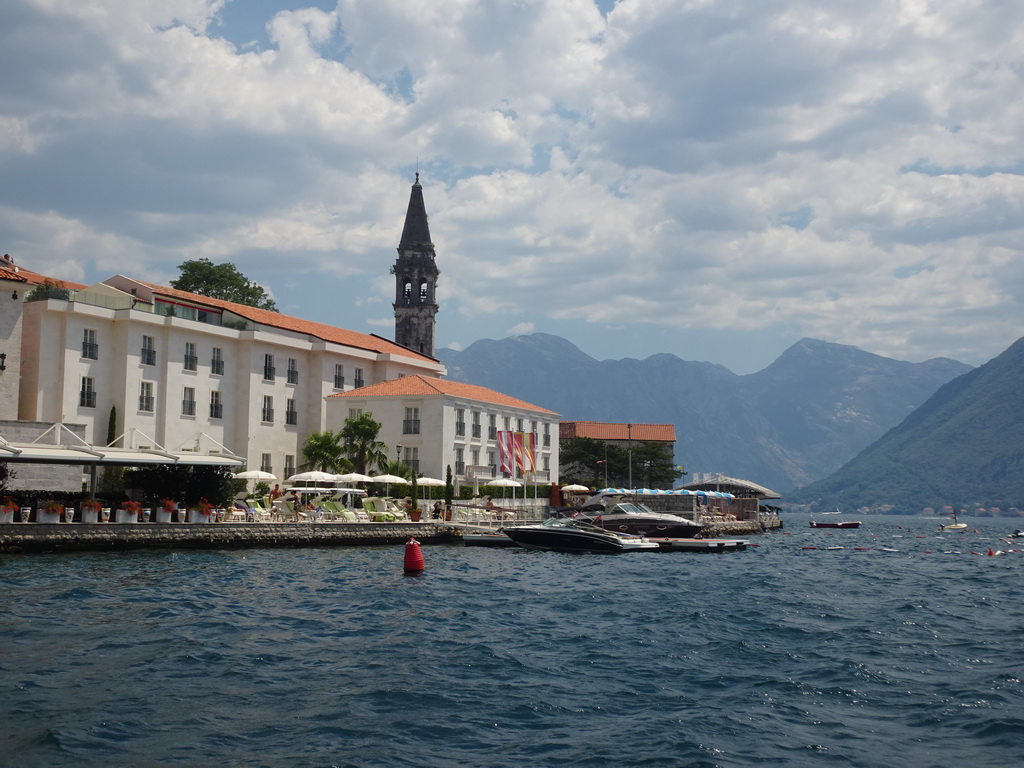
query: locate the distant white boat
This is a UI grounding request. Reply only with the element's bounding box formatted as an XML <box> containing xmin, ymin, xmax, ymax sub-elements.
<box><xmin>938</xmin><ymin>509</ymin><xmax>967</xmax><ymax>531</ymax></box>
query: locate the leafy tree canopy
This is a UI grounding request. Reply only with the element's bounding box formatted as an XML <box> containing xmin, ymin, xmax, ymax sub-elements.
<box><xmin>171</xmin><ymin>258</ymin><xmax>278</xmax><ymax>312</ymax></box>
<box><xmin>340</xmin><ymin>412</ymin><xmax>389</xmax><ymax>475</ymax></box>
<box><xmin>560</xmin><ymin>437</ymin><xmax>683</xmax><ymax>489</ymax></box>
<box><xmin>300</xmin><ymin>431</ymin><xmax>352</xmax><ymax>473</ymax></box>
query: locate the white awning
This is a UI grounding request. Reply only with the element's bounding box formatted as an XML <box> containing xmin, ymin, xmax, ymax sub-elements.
<box><xmin>0</xmin><ymin>442</ymin><xmax>244</xmax><ymax>468</ymax></box>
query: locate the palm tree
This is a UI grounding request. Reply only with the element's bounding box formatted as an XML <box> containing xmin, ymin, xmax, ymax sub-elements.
<box><xmin>341</xmin><ymin>412</ymin><xmax>389</xmax><ymax>474</ymax></box>
<box><xmin>300</xmin><ymin>430</ymin><xmax>351</xmax><ymax>473</ymax></box>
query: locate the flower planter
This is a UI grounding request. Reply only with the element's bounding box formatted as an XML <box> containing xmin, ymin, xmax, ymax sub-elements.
<box><xmin>155</xmin><ymin>507</ymin><xmax>174</xmax><ymax>523</ymax></box>
<box><xmin>409</xmin><ymin>509</ymin><xmax>422</xmax><ymax>522</ymax></box>
<box><xmin>188</xmin><ymin>509</ymin><xmax>213</xmax><ymax>524</ymax></box>
<box><xmin>116</xmin><ymin>508</ymin><xmax>139</xmax><ymax>524</ymax></box>
<box><xmin>81</xmin><ymin>508</ymin><xmax>99</xmax><ymax>523</ymax></box>
<box><xmin>38</xmin><ymin>510</ymin><xmax>62</xmax><ymax>524</ymax></box>
<box><xmin>0</xmin><ymin>509</ymin><xmax>13</xmax><ymax>523</ymax></box>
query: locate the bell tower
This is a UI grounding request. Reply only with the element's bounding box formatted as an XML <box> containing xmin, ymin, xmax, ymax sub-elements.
<box><xmin>392</xmin><ymin>173</ymin><xmax>439</xmax><ymax>357</ymax></box>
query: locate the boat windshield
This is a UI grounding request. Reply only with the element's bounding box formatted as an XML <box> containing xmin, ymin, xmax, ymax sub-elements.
<box><xmin>606</xmin><ymin>502</ymin><xmax>657</xmax><ymax>515</ymax></box>
<box><xmin>541</xmin><ymin>517</ymin><xmax>608</xmax><ymax>534</ymax></box>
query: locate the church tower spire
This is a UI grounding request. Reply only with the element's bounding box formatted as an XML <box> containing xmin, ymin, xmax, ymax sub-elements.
<box><xmin>392</xmin><ymin>173</ymin><xmax>439</xmax><ymax>357</ymax></box>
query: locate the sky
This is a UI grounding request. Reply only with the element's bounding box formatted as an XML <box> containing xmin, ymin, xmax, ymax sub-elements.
<box><xmin>1</xmin><ymin>0</ymin><xmax>1023</xmax><ymax>375</ymax></box>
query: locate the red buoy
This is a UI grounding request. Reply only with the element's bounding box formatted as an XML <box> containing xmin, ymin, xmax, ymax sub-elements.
<box><xmin>404</xmin><ymin>537</ymin><xmax>425</xmax><ymax>574</ymax></box>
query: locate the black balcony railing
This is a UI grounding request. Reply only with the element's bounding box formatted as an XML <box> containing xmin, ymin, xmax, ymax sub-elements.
<box><xmin>285</xmin><ymin>410</ymin><xmax>298</xmax><ymax>425</ymax></box>
<box><xmin>488</xmin><ymin>427</ymin><xmax>497</xmax><ymax>439</ymax></box>
<box><xmin>543</xmin><ymin>435</ymin><xmax>551</xmax><ymax>447</ymax></box>
<box><xmin>354</xmin><ymin>376</ymin><xmax>364</xmax><ymax>388</ymax></box>
<box><xmin>472</xmin><ymin>424</ymin><xmax>481</xmax><ymax>438</ymax></box>
<box><xmin>211</xmin><ymin>359</ymin><xmax>224</xmax><ymax>375</ymax></box>
<box><xmin>182</xmin><ymin>399</ymin><xmax>196</xmax><ymax>416</ymax></box>
<box><xmin>139</xmin><ymin>395</ymin><xmax>154</xmax><ymax>412</ymax></box>
<box><xmin>141</xmin><ymin>348</ymin><xmax>156</xmax><ymax>366</ymax></box>
<box><xmin>184</xmin><ymin>354</ymin><xmax>198</xmax><ymax>371</ymax></box>
<box><xmin>402</xmin><ymin>419</ymin><xmax>421</xmax><ymax>434</ymax></box>
<box><xmin>455</xmin><ymin>461</ymin><xmax>465</xmax><ymax>475</ymax></box>
<box><xmin>210</xmin><ymin>403</ymin><xmax>223</xmax><ymax>419</ymax></box>
<box><xmin>333</xmin><ymin>374</ymin><xmax>345</xmax><ymax>389</ymax></box>
<box><xmin>82</xmin><ymin>342</ymin><xmax>98</xmax><ymax>360</ymax></box>
<box><xmin>455</xmin><ymin>423</ymin><xmax>465</xmax><ymax>436</ymax></box>
<box><xmin>263</xmin><ymin>366</ymin><xmax>275</xmax><ymax>381</ymax></box>
<box><xmin>287</xmin><ymin>369</ymin><xmax>299</xmax><ymax>385</ymax></box>
<box><xmin>261</xmin><ymin>408</ymin><xmax>275</xmax><ymax>423</ymax></box>
<box><xmin>79</xmin><ymin>390</ymin><xmax>96</xmax><ymax>408</ymax></box>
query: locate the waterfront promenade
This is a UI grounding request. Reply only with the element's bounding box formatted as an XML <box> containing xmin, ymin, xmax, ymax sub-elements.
<box><xmin>0</xmin><ymin>515</ymin><xmax>776</xmax><ymax>554</ymax></box>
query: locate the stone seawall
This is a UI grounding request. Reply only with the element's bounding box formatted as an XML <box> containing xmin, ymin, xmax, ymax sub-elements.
<box><xmin>0</xmin><ymin>522</ymin><xmax>459</xmax><ymax>554</ymax></box>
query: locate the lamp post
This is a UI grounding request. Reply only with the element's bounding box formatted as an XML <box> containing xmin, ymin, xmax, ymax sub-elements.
<box><xmin>627</xmin><ymin>423</ymin><xmax>633</xmax><ymax>490</ymax></box>
<box><xmin>396</xmin><ymin>443</ymin><xmax>403</xmax><ymax>468</ymax></box>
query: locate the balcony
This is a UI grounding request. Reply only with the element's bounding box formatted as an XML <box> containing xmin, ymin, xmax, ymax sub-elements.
<box><xmin>211</xmin><ymin>359</ymin><xmax>224</xmax><ymax>375</ymax></box>
<box><xmin>455</xmin><ymin>461</ymin><xmax>465</xmax><ymax>475</ymax></box>
<box><xmin>472</xmin><ymin>424</ymin><xmax>481</xmax><ymax>438</ymax></box>
<box><xmin>139</xmin><ymin>396</ymin><xmax>154</xmax><ymax>412</ymax></box>
<box><xmin>488</xmin><ymin>427</ymin><xmax>497</xmax><ymax>439</ymax></box>
<box><xmin>287</xmin><ymin>369</ymin><xmax>299</xmax><ymax>385</ymax></box>
<box><xmin>455</xmin><ymin>422</ymin><xmax>465</xmax><ymax>436</ymax></box>
<box><xmin>261</xmin><ymin>408</ymin><xmax>275</xmax><ymax>424</ymax></box>
<box><xmin>333</xmin><ymin>375</ymin><xmax>345</xmax><ymax>389</ymax></box>
<box><xmin>353</xmin><ymin>376</ymin><xmax>365</xmax><ymax>388</ymax></box>
<box><xmin>402</xmin><ymin>419</ymin><xmax>420</xmax><ymax>435</ymax></box>
<box><xmin>79</xmin><ymin>390</ymin><xmax>96</xmax><ymax>408</ymax></box>
<box><xmin>263</xmin><ymin>366</ymin><xmax>276</xmax><ymax>382</ymax></box>
<box><xmin>184</xmin><ymin>354</ymin><xmax>198</xmax><ymax>371</ymax></box>
<box><xmin>210</xmin><ymin>403</ymin><xmax>223</xmax><ymax>419</ymax></box>
<box><xmin>543</xmin><ymin>435</ymin><xmax>551</xmax><ymax>447</ymax></box>
<box><xmin>285</xmin><ymin>409</ymin><xmax>298</xmax><ymax>425</ymax></box>
<box><xmin>182</xmin><ymin>399</ymin><xmax>196</xmax><ymax>416</ymax></box>
<box><xmin>140</xmin><ymin>348</ymin><xmax>156</xmax><ymax>366</ymax></box>
<box><xmin>81</xmin><ymin>342</ymin><xmax>98</xmax><ymax>360</ymax></box>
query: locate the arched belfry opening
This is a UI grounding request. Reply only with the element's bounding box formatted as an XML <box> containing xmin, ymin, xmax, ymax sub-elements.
<box><xmin>392</xmin><ymin>173</ymin><xmax>439</xmax><ymax>357</ymax></box>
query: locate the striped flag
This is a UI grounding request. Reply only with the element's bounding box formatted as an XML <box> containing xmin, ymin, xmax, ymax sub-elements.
<box><xmin>497</xmin><ymin>431</ymin><xmax>514</xmax><ymax>475</ymax></box>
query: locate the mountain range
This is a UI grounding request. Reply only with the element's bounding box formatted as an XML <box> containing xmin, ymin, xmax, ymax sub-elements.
<box><xmin>437</xmin><ymin>333</ymin><xmax>972</xmax><ymax>496</ymax></box>
<box><xmin>788</xmin><ymin>335</ymin><xmax>1024</xmax><ymax>512</ymax></box>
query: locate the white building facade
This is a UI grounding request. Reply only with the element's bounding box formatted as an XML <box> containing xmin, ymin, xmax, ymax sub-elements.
<box><xmin>326</xmin><ymin>375</ymin><xmax>560</xmax><ymax>487</ymax></box>
<box><xmin>17</xmin><ymin>274</ymin><xmax>445</xmax><ymax>480</ymax></box>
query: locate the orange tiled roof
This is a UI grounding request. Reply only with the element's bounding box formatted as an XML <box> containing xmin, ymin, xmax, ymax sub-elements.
<box><xmin>329</xmin><ymin>375</ymin><xmax>559</xmax><ymax>415</ymax></box>
<box><xmin>139</xmin><ymin>282</ymin><xmax>437</xmax><ymax>363</ymax></box>
<box><xmin>560</xmin><ymin>421</ymin><xmax>675</xmax><ymax>442</ymax></box>
<box><xmin>4</xmin><ymin>264</ymin><xmax>85</xmax><ymax>290</ymax></box>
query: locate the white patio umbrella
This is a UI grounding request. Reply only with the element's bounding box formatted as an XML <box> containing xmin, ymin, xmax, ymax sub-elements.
<box><xmin>232</xmin><ymin>470</ymin><xmax>277</xmax><ymax>494</ymax></box>
<box><xmin>334</xmin><ymin>472</ymin><xmax>374</xmax><ymax>484</ymax></box>
<box><xmin>285</xmin><ymin>470</ymin><xmax>338</xmax><ymax>490</ymax></box>
<box><xmin>371</xmin><ymin>473</ymin><xmax>408</xmax><ymax>496</ymax></box>
<box><xmin>415</xmin><ymin>476</ymin><xmax>445</xmax><ymax>508</ymax></box>
<box><xmin>490</xmin><ymin>477</ymin><xmax>522</xmax><ymax>505</ymax></box>
<box><xmin>561</xmin><ymin>484</ymin><xmax>589</xmax><ymax>492</ymax></box>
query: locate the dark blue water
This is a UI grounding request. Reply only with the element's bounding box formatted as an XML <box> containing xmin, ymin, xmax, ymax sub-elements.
<box><xmin>2</xmin><ymin>515</ymin><xmax>1022</xmax><ymax>767</ymax></box>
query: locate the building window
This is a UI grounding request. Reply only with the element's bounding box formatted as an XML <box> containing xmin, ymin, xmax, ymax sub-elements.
<box><xmin>471</xmin><ymin>448</ymin><xmax>480</xmax><ymax>467</ymax></box>
<box><xmin>262</xmin><ymin>395</ymin><xmax>274</xmax><ymax>424</ymax></box>
<box><xmin>406</xmin><ymin>446</ymin><xmax>420</xmax><ymax>474</ymax></box>
<box><xmin>82</xmin><ymin>329</ymin><xmax>98</xmax><ymax>360</ymax></box>
<box><xmin>348</xmin><ymin>408</ymin><xmax>363</xmax><ymax>419</ymax></box>
<box><xmin>333</xmin><ymin>364</ymin><xmax>345</xmax><ymax>389</ymax></box>
<box><xmin>488</xmin><ymin>450</ymin><xmax>496</xmax><ymax>476</ymax></box>
<box><xmin>210</xmin><ymin>391</ymin><xmax>223</xmax><ymax>419</ymax></box>
<box><xmin>354</xmin><ymin>367</ymin><xmax>364</xmax><ymax>388</ymax></box>
<box><xmin>517</xmin><ymin>418</ymin><xmax>524</xmax><ymax>432</ymax></box>
<box><xmin>544</xmin><ymin>422</ymin><xmax>551</xmax><ymax>447</ymax></box>
<box><xmin>263</xmin><ymin>354</ymin><xmax>275</xmax><ymax>381</ymax></box>
<box><xmin>472</xmin><ymin>411</ymin><xmax>481</xmax><ymax>438</ymax></box>
<box><xmin>285</xmin><ymin>398</ymin><xmax>298</xmax><ymax>425</ymax></box>
<box><xmin>503</xmin><ymin>416</ymin><xmax>511</xmax><ymax>431</ymax></box>
<box><xmin>184</xmin><ymin>341</ymin><xmax>198</xmax><ymax>371</ymax></box>
<box><xmin>284</xmin><ymin>455</ymin><xmax>295</xmax><ymax>479</ymax></box>
<box><xmin>455</xmin><ymin>408</ymin><xmax>465</xmax><ymax>436</ymax></box>
<box><xmin>211</xmin><ymin>347</ymin><xmax>224</xmax><ymax>375</ymax></box>
<box><xmin>455</xmin><ymin>447</ymin><xmax>465</xmax><ymax>476</ymax></box>
<box><xmin>403</xmin><ymin>406</ymin><xmax>420</xmax><ymax>435</ymax></box>
<box><xmin>182</xmin><ymin>386</ymin><xmax>196</xmax><ymax>416</ymax></box>
<box><xmin>141</xmin><ymin>335</ymin><xmax>156</xmax><ymax>366</ymax></box>
<box><xmin>287</xmin><ymin>358</ymin><xmax>299</xmax><ymax>385</ymax></box>
<box><xmin>79</xmin><ymin>377</ymin><xmax>96</xmax><ymax>408</ymax></box>
<box><xmin>488</xmin><ymin>414</ymin><xmax>497</xmax><ymax>440</ymax></box>
<box><xmin>139</xmin><ymin>381</ymin><xmax>154</xmax><ymax>412</ymax></box>
<box><xmin>261</xmin><ymin>453</ymin><xmax>272</xmax><ymax>474</ymax></box>
<box><xmin>543</xmin><ymin>456</ymin><xmax>550</xmax><ymax>472</ymax></box>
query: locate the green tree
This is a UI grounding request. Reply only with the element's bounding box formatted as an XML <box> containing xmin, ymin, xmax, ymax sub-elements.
<box><xmin>340</xmin><ymin>412</ymin><xmax>389</xmax><ymax>474</ymax></box>
<box><xmin>300</xmin><ymin>430</ymin><xmax>351</xmax><ymax>473</ymax></box>
<box><xmin>560</xmin><ymin>437</ymin><xmax>682</xmax><ymax>489</ymax></box>
<box><xmin>171</xmin><ymin>258</ymin><xmax>278</xmax><ymax>311</ymax></box>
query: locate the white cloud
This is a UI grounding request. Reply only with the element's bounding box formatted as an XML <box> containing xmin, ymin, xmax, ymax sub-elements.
<box><xmin>1</xmin><ymin>0</ymin><xmax>1023</xmax><ymax>373</ymax></box>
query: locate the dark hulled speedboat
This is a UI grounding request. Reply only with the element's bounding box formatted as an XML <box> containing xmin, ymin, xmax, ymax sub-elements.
<box><xmin>502</xmin><ymin>518</ymin><xmax>660</xmax><ymax>553</ymax></box>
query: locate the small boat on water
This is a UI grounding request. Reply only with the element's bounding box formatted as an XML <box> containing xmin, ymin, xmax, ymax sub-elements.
<box><xmin>809</xmin><ymin>510</ymin><xmax>861</xmax><ymax>529</ymax></box>
<box><xmin>938</xmin><ymin>510</ymin><xmax>968</xmax><ymax>531</ymax></box>
<box><xmin>503</xmin><ymin>518</ymin><xmax>661</xmax><ymax>553</ymax></box>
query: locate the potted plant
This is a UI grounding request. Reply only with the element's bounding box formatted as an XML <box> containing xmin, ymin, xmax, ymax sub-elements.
<box><xmin>156</xmin><ymin>498</ymin><xmax>177</xmax><ymax>523</ymax></box>
<box><xmin>0</xmin><ymin>496</ymin><xmax>18</xmax><ymax>524</ymax></box>
<box><xmin>39</xmin><ymin>499</ymin><xmax>64</xmax><ymax>523</ymax></box>
<box><xmin>189</xmin><ymin>498</ymin><xmax>214</xmax><ymax>524</ymax></box>
<box><xmin>81</xmin><ymin>498</ymin><xmax>102</xmax><ymax>523</ymax></box>
<box><xmin>117</xmin><ymin>499</ymin><xmax>143</xmax><ymax>524</ymax></box>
